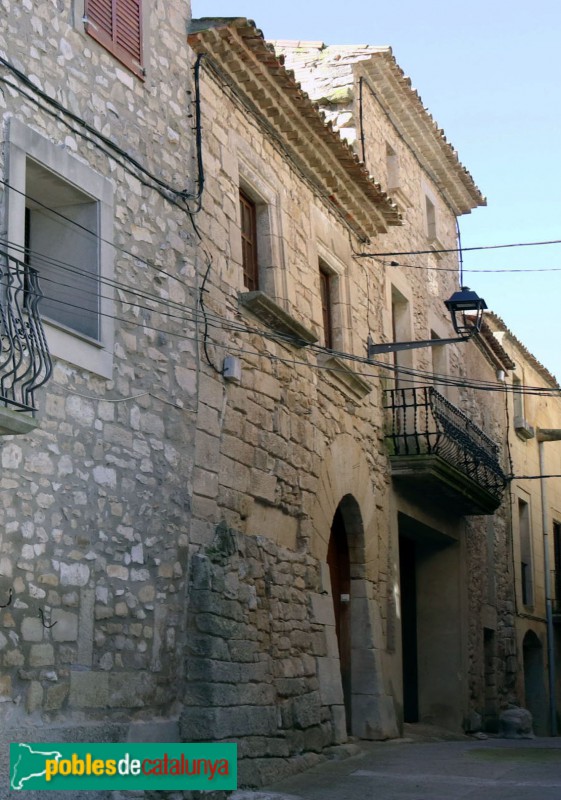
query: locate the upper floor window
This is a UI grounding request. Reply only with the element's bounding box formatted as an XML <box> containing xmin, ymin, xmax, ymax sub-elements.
<box><xmin>425</xmin><ymin>195</ymin><xmax>437</xmax><ymax>241</ymax></box>
<box><xmin>24</xmin><ymin>159</ymin><xmax>100</xmax><ymax>341</ymax></box>
<box><xmin>518</xmin><ymin>498</ymin><xmax>533</xmax><ymax>607</ymax></box>
<box><xmin>319</xmin><ymin>264</ymin><xmax>333</xmax><ymax>350</ymax></box>
<box><xmin>84</xmin><ymin>0</ymin><xmax>144</xmax><ymax>79</ymax></box>
<box><xmin>386</xmin><ymin>143</ymin><xmax>399</xmax><ymax>192</ymax></box>
<box><xmin>6</xmin><ymin>118</ymin><xmax>115</xmax><ymax>379</ymax></box>
<box><xmin>239</xmin><ymin>190</ymin><xmax>259</xmax><ymax>292</ymax></box>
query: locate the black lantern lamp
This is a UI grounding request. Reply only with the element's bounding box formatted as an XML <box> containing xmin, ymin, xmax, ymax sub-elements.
<box><xmin>367</xmin><ymin>286</ymin><xmax>487</xmax><ymax>357</ymax></box>
<box><xmin>444</xmin><ymin>286</ymin><xmax>487</xmax><ymax>337</ymax></box>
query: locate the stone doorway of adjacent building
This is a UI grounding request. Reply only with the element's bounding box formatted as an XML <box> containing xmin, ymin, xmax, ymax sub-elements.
<box><xmin>523</xmin><ymin>630</ymin><xmax>548</xmax><ymax>735</ymax></box>
<box><xmin>398</xmin><ymin>512</ymin><xmax>463</xmax><ymax>731</ymax></box>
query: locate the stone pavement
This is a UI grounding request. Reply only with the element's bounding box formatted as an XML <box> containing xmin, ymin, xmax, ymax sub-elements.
<box><xmin>233</xmin><ymin>727</ymin><xmax>561</xmax><ymax>800</ymax></box>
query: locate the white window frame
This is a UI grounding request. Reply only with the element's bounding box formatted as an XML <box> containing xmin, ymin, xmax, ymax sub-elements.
<box><xmin>5</xmin><ymin>117</ymin><xmax>114</xmax><ymax>379</ymax></box>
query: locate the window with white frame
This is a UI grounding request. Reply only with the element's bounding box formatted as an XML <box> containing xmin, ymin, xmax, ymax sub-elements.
<box><xmin>6</xmin><ymin>118</ymin><xmax>115</xmax><ymax>378</ymax></box>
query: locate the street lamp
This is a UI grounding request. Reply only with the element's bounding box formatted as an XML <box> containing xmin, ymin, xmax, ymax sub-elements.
<box><xmin>367</xmin><ymin>287</ymin><xmax>487</xmax><ymax>357</ymax></box>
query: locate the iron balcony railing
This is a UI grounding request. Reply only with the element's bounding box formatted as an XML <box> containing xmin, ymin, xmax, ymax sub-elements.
<box><xmin>384</xmin><ymin>386</ymin><xmax>507</xmax><ymax>501</ymax></box>
<box><xmin>0</xmin><ymin>250</ymin><xmax>52</xmax><ymax>414</ymax></box>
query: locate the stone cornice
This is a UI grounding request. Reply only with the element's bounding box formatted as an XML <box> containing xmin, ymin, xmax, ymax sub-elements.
<box><xmin>188</xmin><ymin>19</ymin><xmax>401</xmax><ymax>240</ymax></box>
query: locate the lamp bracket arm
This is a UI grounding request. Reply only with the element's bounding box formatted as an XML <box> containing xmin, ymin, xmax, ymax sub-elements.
<box><xmin>367</xmin><ymin>333</ymin><xmax>472</xmax><ymax>356</ymax></box>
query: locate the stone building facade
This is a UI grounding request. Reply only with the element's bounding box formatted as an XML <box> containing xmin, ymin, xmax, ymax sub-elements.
<box><xmin>487</xmin><ymin>313</ymin><xmax>561</xmax><ymax>735</ymax></box>
<box><xmin>0</xmin><ymin>5</ymin><xmax>546</xmax><ymax>796</ymax></box>
<box><xmin>0</xmin><ymin>0</ymin><xmax>199</xmax><ymax>790</ymax></box>
<box><xmin>183</xmin><ymin>19</ymin><xmax>521</xmax><ymax>783</ymax></box>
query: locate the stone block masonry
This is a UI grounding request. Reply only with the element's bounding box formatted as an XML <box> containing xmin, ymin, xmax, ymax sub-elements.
<box><xmin>181</xmin><ymin>523</ymin><xmax>345</xmax><ymax>788</ymax></box>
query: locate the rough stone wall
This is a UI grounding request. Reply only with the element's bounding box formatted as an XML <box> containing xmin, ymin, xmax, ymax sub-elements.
<box><xmin>181</xmin><ymin>523</ymin><xmax>344</xmax><ymax>788</ymax></box>
<box><xmin>0</xmin><ymin>0</ymin><xmax>197</xmax><ymax>772</ymax></box>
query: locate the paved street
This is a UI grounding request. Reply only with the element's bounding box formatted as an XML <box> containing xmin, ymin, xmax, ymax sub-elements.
<box><xmin>234</xmin><ymin>732</ymin><xmax>561</xmax><ymax>800</ymax></box>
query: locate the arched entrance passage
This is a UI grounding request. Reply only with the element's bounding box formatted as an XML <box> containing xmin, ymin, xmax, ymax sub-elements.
<box><xmin>327</xmin><ymin>495</ymin><xmax>365</xmax><ymax>734</ymax></box>
<box><xmin>523</xmin><ymin>630</ymin><xmax>548</xmax><ymax>735</ymax></box>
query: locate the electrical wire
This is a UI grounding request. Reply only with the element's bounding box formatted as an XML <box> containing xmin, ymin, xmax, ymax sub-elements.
<box><xmin>0</xmin><ymin>56</ymin><xmax>198</xmax><ymax>205</ymax></box>
<box><xmin>353</xmin><ymin>237</ymin><xmax>561</xmax><ymax>258</ymax></box>
<box><xmin>0</xmin><ymin>179</ymin><xmax>196</xmax><ymax>292</ymax></box>
<box><xmin>380</xmin><ymin>258</ymin><xmax>561</xmax><ymax>274</ymax></box>
<box><xmin>15</xmin><ymin>245</ymin><xmax>560</xmax><ymax>397</ymax></box>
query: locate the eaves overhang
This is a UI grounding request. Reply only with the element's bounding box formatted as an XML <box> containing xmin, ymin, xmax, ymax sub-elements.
<box><xmin>357</xmin><ymin>50</ymin><xmax>486</xmax><ymax>216</ymax></box>
<box><xmin>273</xmin><ymin>41</ymin><xmax>486</xmax><ymax>217</ymax></box>
<box><xmin>486</xmin><ymin>311</ymin><xmax>560</xmax><ymax>388</ymax></box>
<box><xmin>188</xmin><ymin>18</ymin><xmax>401</xmax><ymax>240</ymax></box>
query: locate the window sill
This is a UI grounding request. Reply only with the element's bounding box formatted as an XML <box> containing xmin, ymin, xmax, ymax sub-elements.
<box><xmin>46</xmin><ymin>322</ymin><xmax>113</xmax><ymax>380</ymax></box>
<box><xmin>316</xmin><ymin>353</ymin><xmax>372</xmax><ymax>400</ymax></box>
<box><xmin>0</xmin><ymin>407</ymin><xmax>39</xmax><ymax>436</ymax></box>
<box><xmin>239</xmin><ymin>291</ymin><xmax>318</xmax><ymax>348</ymax></box>
<box><xmin>514</xmin><ymin>416</ymin><xmax>535</xmax><ymax>441</ymax></box>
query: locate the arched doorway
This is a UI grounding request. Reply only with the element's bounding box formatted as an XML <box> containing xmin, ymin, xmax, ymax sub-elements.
<box><xmin>327</xmin><ymin>505</ymin><xmax>352</xmax><ymax>731</ymax></box>
<box><xmin>523</xmin><ymin>630</ymin><xmax>548</xmax><ymax>735</ymax></box>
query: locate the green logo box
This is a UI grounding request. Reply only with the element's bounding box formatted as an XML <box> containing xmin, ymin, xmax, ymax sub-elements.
<box><xmin>10</xmin><ymin>742</ymin><xmax>237</xmax><ymax>791</ymax></box>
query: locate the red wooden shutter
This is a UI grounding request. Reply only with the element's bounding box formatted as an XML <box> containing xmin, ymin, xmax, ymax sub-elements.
<box><xmin>239</xmin><ymin>191</ymin><xmax>259</xmax><ymax>292</ymax></box>
<box><xmin>85</xmin><ymin>0</ymin><xmax>144</xmax><ymax>79</ymax></box>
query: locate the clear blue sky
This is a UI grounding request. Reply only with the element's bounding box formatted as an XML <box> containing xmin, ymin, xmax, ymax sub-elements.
<box><xmin>193</xmin><ymin>1</ymin><xmax>561</xmax><ymax>381</ymax></box>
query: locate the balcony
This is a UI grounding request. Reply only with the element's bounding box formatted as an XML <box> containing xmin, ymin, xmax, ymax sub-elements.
<box><xmin>384</xmin><ymin>386</ymin><xmax>507</xmax><ymax>515</ymax></box>
<box><xmin>0</xmin><ymin>251</ymin><xmax>52</xmax><ymax>433</ymax></box>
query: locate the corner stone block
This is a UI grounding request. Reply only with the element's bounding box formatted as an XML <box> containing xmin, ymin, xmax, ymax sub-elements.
<box><xmin>29</xmin><ymin>644</ymin><xmax>54</xmax><ymax>667</ymax></box>
<box><xmin>352</xmin><ymin>693</ymin><xmax>399</xmax><ymax>740</ymax></box>
<box><xmin>316</xmin><ymin>657</ymin><xmax>344</xmax><ymax>706</ymax></box>
<box><xmin>310</xmin><ymin>592</ymin><xmax>336</xmax><ymax>626</ymax></box>
<box><xmin>21</xmin><ymin>617</ymin><xmax>44</xmax><ymax>642</ymax></box>
<box><xmin>69</xmin><ymin>671</ymin><xmax>109</xmax><ymax>707</ymax></box>
<box><xmin>26</xmin><ymin>680</ymin><xmax>43</xmax><ymax>712</ymax></box>
<box><xmin>0</xmin><ymin>674</ymin><xmax>12</xmax><ymax>702</ymax></box>
<box><xmin>51</xmin><ymin>610</ymin><xmax>79</xmax><ymax>642</ymax></box>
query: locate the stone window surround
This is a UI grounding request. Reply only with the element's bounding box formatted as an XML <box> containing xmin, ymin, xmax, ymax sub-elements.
<box><xmin>316</xmin><ymin>243</ymin><xmax>347</xmax><ymax>353</ymax></box>
<box><xmin>6</xmin><ymin>117</ymin><xmax>115</xmax><ymax>379</ymax></box>
<box><xmin>421</xmin><ymin>180</ymin><xmax>444</xmax><ymax>253</ymax></box>
<box><xmin>236</xmin><ymin>150</ymin><xmax>284</xmax><ymax>303</ymax></box>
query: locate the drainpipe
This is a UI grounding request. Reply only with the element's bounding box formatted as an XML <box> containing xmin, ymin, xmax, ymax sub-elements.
<box><xmin>536</xmin><ymin>428</ymin><xmax>559</xmax><ymax>736</ymax></box>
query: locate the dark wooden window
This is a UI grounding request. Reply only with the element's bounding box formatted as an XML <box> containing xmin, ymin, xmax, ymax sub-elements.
<box><xmin>319</xmin><ymin>266</ymin><xmax>333</xmax><ymax>350</ymax></box>
<box><xmin>84</xmin><ymin>0</ymin><xmax>144</xmax><ymax>79</ymax></box>
<box><xmin>239</xmin><ymin>190</ymin><xmax>259</xmax><ymax>292</ymax></box>
<box><xmin>554</xmin><ymin>522</ymin><xmax>561</xmax><ymax>612</ymax></box>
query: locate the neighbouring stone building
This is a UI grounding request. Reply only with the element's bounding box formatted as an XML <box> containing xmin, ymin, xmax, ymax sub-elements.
<box><xmin>0</xmin><ymin>4</ymin><xmax>556</xmax><ymax>796</ymax></box>
<box><xmin>487</xmin><ymin>313</ymin><xmax>561</xmax><ymax>735</ymax></box>
<box><xmin>0</xmin><ymin>0</ymin><xmax>199</xmax><ymax>790</ymax></box>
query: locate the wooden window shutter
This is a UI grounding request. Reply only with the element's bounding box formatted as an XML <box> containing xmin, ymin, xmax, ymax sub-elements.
<box><xmin>239</xmin><ymin>191</ymin><xmax>259</xmax><ymax>292</ymax></box>
<box><xmin>85</xmin><ymin>0</ymin><xmax>144</xmax><ymax>79</ymax></box>
<box><xmin>319</xmin><ymin>266</ymin><xmax>333</xmax><ymax>350</ymax></box>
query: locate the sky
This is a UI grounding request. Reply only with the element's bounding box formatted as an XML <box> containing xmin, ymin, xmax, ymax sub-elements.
<box><xmin>192</xmin><ymin>1</ymin><xmax>561</xmax><ymax>381</ymax></box>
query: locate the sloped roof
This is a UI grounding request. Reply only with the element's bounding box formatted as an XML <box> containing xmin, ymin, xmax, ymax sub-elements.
<box><xmin>486</xmin><ymin>311</ymin><xmax>559</xmax><ymax>388</ymax></box>
<box><xmin>274</xmin><ymin>41</ymin><xmax>486</xmax><ymax>216</ymax></box>
<box><xmin>188</xmin><ymin>19</ymin><xmax>401</xmax><ymax>239</ymax></box>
